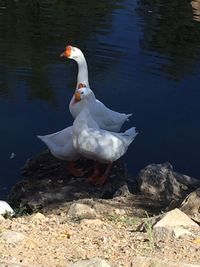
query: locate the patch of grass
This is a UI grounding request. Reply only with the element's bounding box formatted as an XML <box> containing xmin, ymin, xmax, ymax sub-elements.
<box><xmin>122</xmin><ymin>216</ymin><xmax>140</xmax><ymax>226</ymax></box>
<box><xmin>106</xmin><ymin>214</ymin><xmax>120</xmax><ymax>223</ymax></box>
<box><xmin>144</xmin><ymin>211</ymin><xmax>154</xmax><ymax>248</ymax></box>
<box><xmin>106</xmin><ymin>214</ymin><xmax>139</xmax><ymax>226</ymax></box>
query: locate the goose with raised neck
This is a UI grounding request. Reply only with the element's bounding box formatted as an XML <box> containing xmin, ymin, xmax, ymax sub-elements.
<box><xmin>60</xmin><ymin>45</ymin><xmax>132</xmax><ymax>132</ymax></box>
<box><xmin>61</xmin><ymin>45</ymin><xmax>89</xmax><ymax>89</ymax></box>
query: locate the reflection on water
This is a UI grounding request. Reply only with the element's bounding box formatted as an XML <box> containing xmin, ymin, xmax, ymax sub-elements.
<box><xmin>138</xmin><ymin>0</ymin><xmax>200</xmax><ymax>80</ymax></box>
<box><xmin>0</xmin><ymin>0</ymin><xmax>124</xmax><ymax>100</ymax></box>
<box><xmin>0</xmin><ymin>0</ymin><xmax>200</xmax><ymax>198</ymax></box>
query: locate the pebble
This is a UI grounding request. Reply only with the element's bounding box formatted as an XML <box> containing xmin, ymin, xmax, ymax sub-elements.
<box><xmin>29</xmin><ymin>212</ymin><xmax>46</xmax><ymax>222</ymax></box>
<box><xmin>68</xmin><ymin>203</ymin><xmax>97</xmax><ymax>220</ymax></box>
<box><xmin>0</xmin><ymin>230</ymin><xmax>26</xmax><ymax>244</ymax></box>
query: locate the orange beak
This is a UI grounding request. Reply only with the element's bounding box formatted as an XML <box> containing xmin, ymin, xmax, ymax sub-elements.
<box><xmin>60</xmin><ymin>45</ymin><xmax>72</xmax><ymax>58</ymax></box>
<box><xmin>74</xmin><ymin>91</ymin><xmax>81</xmax><ymax>102</ymax></box>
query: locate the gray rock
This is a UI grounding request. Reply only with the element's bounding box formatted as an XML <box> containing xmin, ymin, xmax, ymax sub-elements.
<box><xmin>153</xmin><ymin>226</ymin><xmax>173</xmax><ymax>241</ymax></box>
<box><xmin>131</xmin><ymin>256</ymin><xmax>200</xmax><ymax>267</ymax></box>
<box><xmin>8</xmin><ymin>151</ymin><xmax>128</xmax><ymax>211</ymax></box>
<box><xmin>113</xmin><ymin>184</ymin><xmax>131</xmax><ymax>197</ymax></box>
<box><xmin>0</xmin><ymin>230</ymin><xmax>26</xmax><ymax>244</ymax></box>
<box><xmin>138</xmin><ymin>162</ymin><xmax>200</xmax><ymax>204</ymax></box>
<box><xmin>180</xmin><ymin>188</ymin><xmax>200</xmax><ymax>222</ymax></box>
<box><xmin>67</xmin><ymin>203</ymin><xmax>97</xmax><ymax>219</ymax></box>
<box><xmin>68</xmin><ymin>257</ymin><xmax>111</xmax><ymax>267</ymax></box>
<box><xmin>153</xmin><ymin>208</ymin><xmax>199</xmax><ymax>228</ymax></box>
<box><xmin>153</xmin><ymin>226</ymin><xmax>194</xmax><ymax>241</ymax></box>
<box><xmin>153</xmin><ymin>209</ymin><xmax>199</xmax><ymax>241</ymax></box>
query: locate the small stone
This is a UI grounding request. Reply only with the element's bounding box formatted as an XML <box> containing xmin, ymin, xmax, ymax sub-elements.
<box><xmin>67</xmin><ymin>203</ymin><xmax>97</xmax><ymax>220</ymax></box>
<box><xmin>153</xmin><ymin>226</ymin><xmax>173</xmax><ymax>241</ymax></box>
<box><xmin>113</xmin><ymin>184</ymin><xmax>131</xmax><ymax>197</ymax></box>
<box><xmin>114</xmin><ymin>208</ymin><xmax>126</xmax><ymax>215</ymax></box>
<box><xmin>0</xmin><ymin>230</ymin><xmax>26</xmax><ymax>244</ymax></box>
<box><xmin>29</xmin><ymin>212</ymin><xmax>46</xmax><ymax>221</ymax></box>
<box><xmin>68</xmin><ymin>257</ymin><xmax>111</xmax><ymax>267</ymax></box>
<box><xmin>153</xmin><ymin>226</ymin><xmax>194</xmax><ymax>241</ymax></box>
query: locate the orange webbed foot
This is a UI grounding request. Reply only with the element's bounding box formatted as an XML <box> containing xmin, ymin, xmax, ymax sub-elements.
<box><xmin>94</xmin><ymin>163</ymin><xmax>113</xmax><ymax>186</ymax></box>
<box><xmin>85</xmin><ymin>161</ymin><xmax>100</xmax><ymax>184</ymax></box>
<box><xmin>67</xmin><ymin>161</ymin><xmax>86</xmax><ymax>177</ymax></box>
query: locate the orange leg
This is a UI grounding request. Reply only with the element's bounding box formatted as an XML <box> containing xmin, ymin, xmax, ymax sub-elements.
<box><xmin>95</xmin><ymin>163</ymin><xmax>113</xmax><ymax>186</ymax></box>
<box><xmin>86</xmin><ymin>161</ymin><xmax>100</xmax><ymax>184</ymax></box>
<box><xmin>67</xmin><ymin>161</ymin><xmax>86</xmax><ymax>177</ymax></box>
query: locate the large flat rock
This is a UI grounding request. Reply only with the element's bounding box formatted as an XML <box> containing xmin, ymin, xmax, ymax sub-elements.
<box><xmin>8</xmin><ymin>151</ymin><xmax>131</xmax><ymax>212</ymax></box>
<box><xmin>154</xmin><ymin>208</ymin><xmax>199</xmax><ymax>228</ymax></box>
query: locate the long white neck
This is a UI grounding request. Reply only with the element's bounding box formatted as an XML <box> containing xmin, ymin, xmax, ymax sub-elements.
<box><xmin>73</xmin><ymin>108</ymin><xmax>89</xmax><ymax>135</ymax></box>
<box><xmin>75</xmin><ymin>55</ymin><xmax>90</xmax><ymax>89</ymax></box>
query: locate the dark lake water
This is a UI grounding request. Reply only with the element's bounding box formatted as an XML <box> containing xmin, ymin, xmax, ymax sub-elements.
<box><xmin>1</xmin><ymin>0</ymin><xmax>200</xmax><ymax>198</ymax></box>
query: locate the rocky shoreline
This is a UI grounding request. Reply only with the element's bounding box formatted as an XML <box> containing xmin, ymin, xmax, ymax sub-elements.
<box><xmin>0</xmin><ymin>150</ymin><xmax>199</xmax><ymax>267</ymax></box>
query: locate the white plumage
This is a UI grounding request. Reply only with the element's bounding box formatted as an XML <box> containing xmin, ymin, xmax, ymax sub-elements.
<box><xmin>37</xmin><ymin>127</ymin><xmax>79</xmax><ymax>161</ymax></box>
<box><xmin>37</xmin><ymin>46</ymin><xmax>138</xmax><ymax>185</ymax></box>
<box><xmin>61</xmin><ymin>45</ymin><xmax>132</xmax><ymax>132</ymax></box>
<box><xmin>0</xmin><ymin>201</ymin><xmax>14</xmax><ymax>215</ymax></box>
<box><xmin>72</xmin><ymin>88</ymin><xmax>138</xmax><ymax>163</ymax></box>
<box><xmin>69</xmin><ymin>86</ymin><xmax>132</xmax><ymax>132</ymax></box>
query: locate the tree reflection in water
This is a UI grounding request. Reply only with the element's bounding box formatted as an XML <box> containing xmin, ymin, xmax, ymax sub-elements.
<box><xmin>0</xmin><ymin>0</ymin><xmax>124</xmax><ymax>101</ymax></box>
<box><xmin>137</xmin><ymin>0</ymin><xmax>200</xmax><ymax>80</ymax></box>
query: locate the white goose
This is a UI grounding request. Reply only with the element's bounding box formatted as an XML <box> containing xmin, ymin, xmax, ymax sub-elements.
<box><xmin>72</xmin><ymin>87</ymin><xmax>138</xmax><ymax>185</ymax></box>
<box><xmin>60</xmin><ymin>45</ymin><xmax>132</xmax><ymax>132</ymax></box>
<box><xmin>37</xmin><ymin>127</ymin><xmax>85</xmax><ymax>177</ymax></box>
<box><xmin>60</xmin><ymin>45</ymin><xmax>89</xmax><ymax>89</ymax></box>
